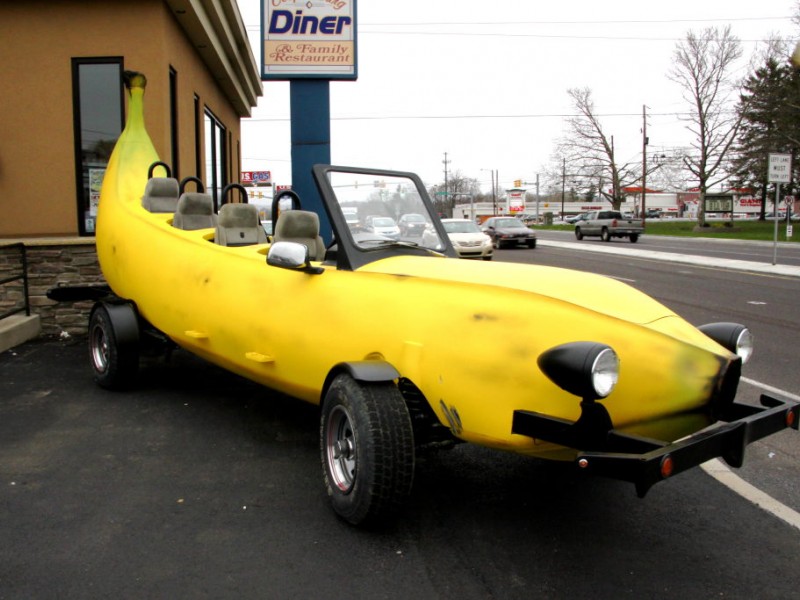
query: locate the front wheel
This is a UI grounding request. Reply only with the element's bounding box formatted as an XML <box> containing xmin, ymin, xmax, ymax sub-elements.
<box><xmin>526</xmin><ymin>239</ymin><xmax>537</xmax><ymax>249</ymax></box>
<box><xmin>600</xmin><ymin>227</ymin><xmax>611</xmax><ymax>242</ymax></box>
<box><xmin>321</xmin><ymin>373</ymin><xmax>415</xmax><ymax>526</ymax></box>
<box><xmin>575</xmin><ymin>228</ymin><xmax>583</xmax><ymax>240</ymax></box>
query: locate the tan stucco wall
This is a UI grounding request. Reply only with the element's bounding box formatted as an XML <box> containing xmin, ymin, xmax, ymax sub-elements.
<box><xmin>0</xmin><ymin>0</ymin><xmax>244</xmax><ymax>238</ymax></box>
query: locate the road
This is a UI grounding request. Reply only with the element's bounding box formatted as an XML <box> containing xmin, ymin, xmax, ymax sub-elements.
<box><xmin>1</xmin><ymin>241</ymin><xmax>799</xmax><ymax>599</ymax></box>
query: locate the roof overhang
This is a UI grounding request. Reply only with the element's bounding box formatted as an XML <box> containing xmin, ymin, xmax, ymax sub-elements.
<box><xmin>165</xmin><ymin>0</ymin><xmax>262</xmax><ymax>117</ymax></box>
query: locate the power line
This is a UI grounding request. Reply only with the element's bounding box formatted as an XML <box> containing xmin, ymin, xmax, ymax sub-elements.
<box><xmin>245</xmin><ymin>111</ymin><xmax>697</xmax><ymax>122</ymax></box>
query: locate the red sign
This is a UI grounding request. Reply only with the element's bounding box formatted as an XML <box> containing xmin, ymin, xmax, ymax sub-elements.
<box><xmin>241</xmin><ymin>171</ymin><xmax>272</xmax><ymax>184</ymax></box>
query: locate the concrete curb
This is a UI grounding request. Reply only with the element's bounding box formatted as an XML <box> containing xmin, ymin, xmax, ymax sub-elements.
<box><xmin>538</xmin><ymin>239</ymin><xmax>800</xmax><ymax>278</ymax></box>
<box><xmin>0</xmin><ymin>314</ymin><xmax>41</xmax><ymax>354</ymax></box>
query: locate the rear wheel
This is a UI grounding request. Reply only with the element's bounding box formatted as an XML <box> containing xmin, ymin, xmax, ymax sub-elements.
<box><xmin>601</xmin><ymin>227</ymin><xmax>611</xmax><ymax>242</ymax></box>
<box><xmin>88</xmin><ymin>303</ymin><xmax>139</xmax><ymax>389</ymax></box>
<box><xmin>321</xmin><ymin>373</ymin><xmax>415</xmax><ymax>526</ymax></box>
<box><xmin>629</xmin><ymin>234</ymin><xmax>639</xmax><ymax>243</ymax></box>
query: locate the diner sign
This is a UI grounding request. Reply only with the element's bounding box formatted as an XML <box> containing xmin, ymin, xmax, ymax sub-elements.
<box><xmin>262</xmin><ymin>0</ymin><xmax>357</xmax><ymax>80</ymax></box>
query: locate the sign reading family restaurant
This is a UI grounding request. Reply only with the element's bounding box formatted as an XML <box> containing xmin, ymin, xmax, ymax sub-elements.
<box><xmin>262</xmin><ymin>0</ymin><xmax>357</xmax><ymax>80</ymax></box>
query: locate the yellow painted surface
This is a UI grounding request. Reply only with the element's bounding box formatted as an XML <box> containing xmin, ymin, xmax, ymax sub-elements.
<box><xmin>97</xmin><ymin>76</ymin><xmax>739</xmax><ymax>457</ymax></box>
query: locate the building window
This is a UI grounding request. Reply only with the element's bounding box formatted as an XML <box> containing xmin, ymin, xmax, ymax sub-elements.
<box><xmin>204</xmin><ymin>109</ymin><xmax>227</xmax><ymax>209</ymax></box>
<box><xmin>71</xmin><ymin>58</ymin><xmax>124</xmax><ymax>236</ymax></box>
<box><xmin>169</xmin><ymin>67</ymin><xmax>179</xmax><ymax>179</ymax></box>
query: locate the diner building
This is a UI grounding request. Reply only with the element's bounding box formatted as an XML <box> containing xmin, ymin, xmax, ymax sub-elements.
<box><xmin>0</xmin><ymin>0</ymin><xmax>262</xmax><ymax>341</ymax></box>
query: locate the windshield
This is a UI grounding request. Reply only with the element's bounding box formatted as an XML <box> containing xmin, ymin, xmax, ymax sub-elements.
<box><xmin>327</xmin><ymin>171</ymin><xmax>444</xmax><ymax>251</ymax></box>
<box><xmin>495</xmin><ymin>218</ymin><xmax>525</xmax><ymax>228</ymax></box>
<box><xmin>444</xmin><ymin>220</ymin><xmax>480</xmax><ymax>234</ymax></box>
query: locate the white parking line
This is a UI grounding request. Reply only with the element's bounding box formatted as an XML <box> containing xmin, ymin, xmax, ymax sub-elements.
<box><xmin>700</xmin><ymin>378</ymin><xmax>800</xmax><ymax>531</ymax></box>
<box><xmin>701</xmin><ymin>459</ymin><xmax>800</xmax><ymax>532</ymax></box>
<box><xmin>741</xmin><ymin>377</ymin><xmax>800</xmax><ymax>402</ymax></box>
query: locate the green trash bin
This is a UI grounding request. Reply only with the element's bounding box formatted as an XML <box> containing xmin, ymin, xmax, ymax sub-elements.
<box><xmin>544</xmin><ymin>212</ymin><xmax>553</xmax><ymax>225</ymax></box>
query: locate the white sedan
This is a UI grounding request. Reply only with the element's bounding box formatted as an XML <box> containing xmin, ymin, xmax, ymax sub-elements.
<box><xmin>433</xmin><ymin>218</ymin><xmax>493</xmax><ymax>260</ymax></box>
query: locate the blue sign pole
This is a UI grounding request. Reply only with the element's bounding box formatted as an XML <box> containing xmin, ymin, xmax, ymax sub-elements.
<box><xmin>290</xmin><ymin>79</ymin><xmax>332</xmax><ymax>242</ymax></box>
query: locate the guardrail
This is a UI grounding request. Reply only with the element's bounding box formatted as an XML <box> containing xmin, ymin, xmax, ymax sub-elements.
<box><xmin>0</xmin><ymin>243</ymin><xmax>31</xmax><ymax>319</ymax></box>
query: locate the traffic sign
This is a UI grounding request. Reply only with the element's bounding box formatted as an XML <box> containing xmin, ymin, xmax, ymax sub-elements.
<box><xmin>768</xmin><ymin>153</ymin><xmax>792</xmax><ymax>183</ymax></box>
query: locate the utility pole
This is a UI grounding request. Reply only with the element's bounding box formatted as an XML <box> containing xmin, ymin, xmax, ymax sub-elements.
<box><xmin>491</xmin><ymin>169</ymin><xmax>497</xmax><ymax>215</ymax></box>
<box><xmin>561</xmin><ymin>157</ymin><xmax>566</xmax><ymax>218</ymax></box>
<box><xmin>535</xmin><ymin>173</ymin><xmax>540</xmax><ymax>223</ymax></box>
<box><xmin>642</xmin><ymin>105</ymin><xmax>648</xmax><ymax>221</ymax></box>
<box><xmin>442</xmin><ymin>152</ymin><xmax>450</xmax><ymax>207</ymax></box>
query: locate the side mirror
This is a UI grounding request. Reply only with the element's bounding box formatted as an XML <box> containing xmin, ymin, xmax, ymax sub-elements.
<box><xmin>267</xmin><ymin>241</ymin><xmax>324</xmax><ymax>274</ymax></box>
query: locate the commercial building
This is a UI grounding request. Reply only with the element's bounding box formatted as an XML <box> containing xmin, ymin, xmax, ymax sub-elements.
<box><xmin>0</xmin><ymin>0</ymin><xmax>262</xmax><ymax>339</ymax></box>
<box><xmin>0</xmin><ymin>0</ymin><xmax>261</xmax><ymax>237</ymax></box>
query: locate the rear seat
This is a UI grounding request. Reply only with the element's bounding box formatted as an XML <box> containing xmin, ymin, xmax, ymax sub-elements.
<box><xmin>215</xmin><ymin>203</ymin><xmax>267</xmax><ymax>246</ymax></box>
<box><xmin>173</xmin><ymin>192</ymin><xmax>216</xmax><ymax>230</ymax></box>
<box><xmin>141</xmin><ymin>177</ymin><xmax>179</xmax><ymax>213</ymax></box>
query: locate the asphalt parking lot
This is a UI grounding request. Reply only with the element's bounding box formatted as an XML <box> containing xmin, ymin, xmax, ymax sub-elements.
<box><xmin>3</xmin><ymin>237</ymin><xmax>799</xmax><ymax>599</ymax></box>
<box><xmin>0</xmin><ymin>338</ymin><xmax>363</xmax><ymax>599</ymax></box>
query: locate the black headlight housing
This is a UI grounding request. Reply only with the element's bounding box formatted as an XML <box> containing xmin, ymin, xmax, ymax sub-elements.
<box><xmin>698</xmin><ymin>323</ymin><xmax>754</xmax><ymax>364</ymax></box>
<box><xmin>538</xmin><ymin>342</ymin><xmax>619</xmax><ymax>401</ymax></box>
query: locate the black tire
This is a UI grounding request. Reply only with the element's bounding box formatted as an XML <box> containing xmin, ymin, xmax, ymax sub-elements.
<box><xmin>601</xmin><ymin>227</ymin><xmax>611</xmax><ymax>242</ymax></box>
<box><xmin>320</xmin><ymin>373</ymin><xmax>415</xmax><ymax>526</ymax></box>
<box><xmin>482</xmin><ymin>256</ymin><xmax>493</xmax><ymax>261</ymax></box>
<box><xmin>629</xmin><ymin>234</ymin><xmax>639</xmax><ymax>243</ymax></box>
<box><xmin>88</xmin><ymin>304</ymin><xmax>139</xmax><ymax>390</ymax></box>
<box><xmin>526</xmin><ymin>239</ymin><xmax>537</xmax><ymax>249</ymax></box>
<box><xmin>575</xmin><ymin>228</ymin><xmax>583</xmax><ymax>240</ymax></box>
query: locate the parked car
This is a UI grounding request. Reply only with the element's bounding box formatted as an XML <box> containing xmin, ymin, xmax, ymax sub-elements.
<box><xmin>431</xmin><ymin>218</ymin><xmax>493</xmax><ymax>260</ymax></box>
<box><xmin>398</xmin><ymin>213</ymin><xmax>429</xmax><ymax>237</ymax></box>
<box><xmin>565</xmin><ymin>213</ymin><xmax>587</xmax><ymax>224</ymax></box>
<box><xmin>481</xmin><ymin>216</ymin><xmax>537</xmax><ymax>248</ymax></box>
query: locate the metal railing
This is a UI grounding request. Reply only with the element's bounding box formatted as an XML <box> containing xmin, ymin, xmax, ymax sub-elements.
<box><xmin>0</xmin><ymin>243</ymin><xmax>31</xmax><ymax>319</ymax></box>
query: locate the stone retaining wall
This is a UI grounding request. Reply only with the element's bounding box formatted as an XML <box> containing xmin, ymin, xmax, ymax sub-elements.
<box><xmin>0</xmin><ymin>240</ymin><xmax>104</xmax><ymax>336</ymax></box>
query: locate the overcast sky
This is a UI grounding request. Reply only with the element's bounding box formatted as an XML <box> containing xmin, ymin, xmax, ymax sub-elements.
<box><xmin>238</xmin><ymin>0</ymin><xmax>797</xmax><ymax>193</ymax></box>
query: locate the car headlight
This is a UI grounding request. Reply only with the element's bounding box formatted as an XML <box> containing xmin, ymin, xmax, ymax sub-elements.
<box><xmin>538</xmin><ymin>342</ymin><xmax>619</xmax><ymax>400</ymax></box>
<box><xmin>698</xmin><ymin>322</ymin><xmax>754</xmax><ymax>364</ymax></box>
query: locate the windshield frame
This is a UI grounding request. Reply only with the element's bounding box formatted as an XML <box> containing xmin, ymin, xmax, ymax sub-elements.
<box><xmin>312</xmin><ymin>164</ymin><xmax>457</xmax><ymax>270</ymax></box>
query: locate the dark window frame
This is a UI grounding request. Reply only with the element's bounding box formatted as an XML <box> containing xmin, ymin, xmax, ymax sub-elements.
<box><xmin>169</xmin><ymin>66</ymin><xmax>179</xmax><ymax>180</ymax></box>
<box><xmin>203</xmin><ymin>107</ymin><xmax>227</xmax><ymax>209</ymax></box>
<box><xmin>71</xmin><ymin>57</ymin><xmax>125</xmax><ymax>236</ymax></box>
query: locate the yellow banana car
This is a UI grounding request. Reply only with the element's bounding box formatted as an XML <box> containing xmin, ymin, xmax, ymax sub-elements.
<box><xmin>73</xmin><ymin>72</ymin><xmax>798</xmax><ymax>526</ymax></box>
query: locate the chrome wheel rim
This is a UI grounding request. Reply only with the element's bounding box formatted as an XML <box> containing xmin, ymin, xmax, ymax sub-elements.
<box><xmin>90</xmin><ymin>323</ymin><xmax>109</xmax><ymax>374</ymax></box>
<box><xmin>325</xmin><ymin>405</ymin><xmax>356</xmax><ymax>492</ymax></box>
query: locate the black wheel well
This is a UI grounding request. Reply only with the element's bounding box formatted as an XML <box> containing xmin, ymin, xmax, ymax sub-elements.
<box><xmin>320</xmin><ymin>363</ymin><xmax>458</xmax><ymax>450</ymax></box>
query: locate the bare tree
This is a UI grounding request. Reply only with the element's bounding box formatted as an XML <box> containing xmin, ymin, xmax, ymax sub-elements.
<box><xmin>559</xmin><ymin>88</ymin><xmax>650</xmax><ymax>210</ymax></box>
<box><xmin>668</xmin><ymin>26</ymin><xmax>743</xmax><ymax>227</ymax></box>
<box><xmin>428</xmin><ymin>170</ymin><xmax>480</xmax><ymax>216</ymax></box>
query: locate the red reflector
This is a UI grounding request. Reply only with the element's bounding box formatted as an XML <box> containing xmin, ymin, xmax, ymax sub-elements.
<box><xmin>788</xmin><ymin>410</ymin><xmax>796</xmax><ymax>428</ymax></box>
<box><xmin>660</xmin><ymin>455</ymin><xmax>674</xmax><ymax>479</ymax></box>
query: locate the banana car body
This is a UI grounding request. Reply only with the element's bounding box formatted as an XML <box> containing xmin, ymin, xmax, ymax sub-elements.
<box><xmin>80</xmin><ymin>73</ymin><xmax>797</xmax><ymax>525</ymax></box>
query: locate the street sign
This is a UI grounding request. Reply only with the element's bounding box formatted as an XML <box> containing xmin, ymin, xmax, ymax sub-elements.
<box><xmin>768</xmin><ymin>153</ymin><xmax>792</xmax><ymax>183</ymax></box>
